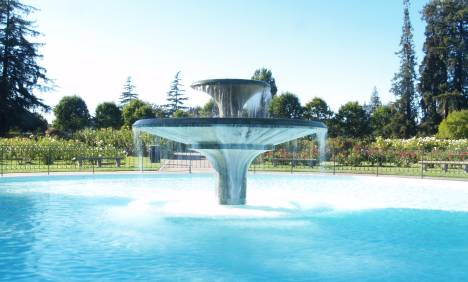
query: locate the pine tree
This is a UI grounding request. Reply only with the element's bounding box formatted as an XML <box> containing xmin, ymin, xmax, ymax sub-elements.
<box><xmin>119</xmin><ymin>76</ymin><xmax>138</xmax><ymax>106</ymax></box>
<box><xmin>165</xmin><ymin>71</ymin><xmax>187</xmax><ymax>116</ymax></box>
<box><xmin>443</xmin><ymin>0</ymin><xmax>467</xmax><ymax>108</ymax></box>
<box><xmin>418</xmin><ymin>1</ymin><xmax>447</xmax><ymax>135</ymax></box>
<box><xmin>418</xmin><ymin>0</ymin><xmax>467</xmax><ymax>135</ymax></box>
<box><xmin>370</xmin><ymin>87</ymin><xmax>382</xmax><ymax>110</ymax></box>
<box><xmin>365</xmin><ymin>86</ymin><xmax>382</xmax><ymax>114</ymax></box>
<box><xmin>390</xmin><ymin>0</ymin><xmax>419</xmax><ymax>138</ymax></box>
<box><xmin>0</xmin><ymin>0</ymin><xmax>50</xmax><ymax>135</ymax></box>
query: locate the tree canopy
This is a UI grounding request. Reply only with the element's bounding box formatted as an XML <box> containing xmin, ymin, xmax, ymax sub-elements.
<box><xmin>251</xmin><ymin>68</ymin><xmax>278</xmax><ymax>97</ymax></box>
<box><xmin>53</xmin><ymin>95</ymin><xmax>90</xmax><ymax>132</ymax></box>
<box><xmin>0</xmin><ymin>0</ymin><xmax>50</xmax><ymax>135</ymax></box>
<box><xmin>333</xmin><ymin>102</ymin><xmax>370</xmax><ymax>138</ymax></box>
<box><xmin>122</xmin><ymin>99</ymin><xmax>155</xmax><ymax>127</ymax></box>
<box><xmin>269</xmin><ymin>92</ymin><xmax>302</xmax><ymax>119</ymax></box>
<box><xmin>172</xmin><ymin>109</ymin><xmax>190</xmax><ymax>118</ymax></box>
<box><xmin>303</xmin><ymin>97</ymin><xmax>333</xmax><ymax>121</ymax></box>
<box><xmin>95</xmin><ymin>102</ymin><xmax>122</xmax><ymax>129</ymax></box>
<box><xmin>370</xmin><ymin>104</ymin><xmax>395</xmax><ymax>138</ymax></box>
<box><xmin>200</xmin><ymin>99</ymin><xmax>218</xmax><ymax>117</ymax></box>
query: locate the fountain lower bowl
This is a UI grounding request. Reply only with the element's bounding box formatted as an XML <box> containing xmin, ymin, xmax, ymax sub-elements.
<box><xmin>133</xmin><ymin>118</ymin><xmax>326</xmax><ymax>146</ymax></box>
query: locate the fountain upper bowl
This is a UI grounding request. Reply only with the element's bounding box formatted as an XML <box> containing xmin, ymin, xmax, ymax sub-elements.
<box><xmin>191</xmin><ymin>79</ymin><xmax>268</xmax><ymax>89</ymax></box>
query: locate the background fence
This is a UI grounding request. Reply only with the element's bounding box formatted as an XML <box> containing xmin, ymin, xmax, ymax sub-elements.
<box><xmin>0</xmin><ymin>144</ymin><xmax>467</xmax><ymax>179</ymax></box>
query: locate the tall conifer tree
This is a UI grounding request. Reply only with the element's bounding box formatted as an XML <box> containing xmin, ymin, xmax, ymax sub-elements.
<box><xmin>165</xmin><ymin>71</ymin><xmax>187</xmax><ymax>116</ymax></box>
<box><xmin>418</xmin><ymin>0</ymin><xmax>467</xmax><ymax>135</ymax></box>
<box><xmin>390</xmin><ymin>0</ymin><xmax>418</xmax><ymax>138</ymax></box>
<box><xmin>365</xmin><ymin>86</ymin><xmax>382</xmax><ymax>114</ymax></box>
<box><xmin>119</xmin><ymin>76</ymin><xmax>138</xmax><ymax>106</ymax></box>
<box><xmin>0</xmin><ymin>0</ymin><xmax>50</xmax><ymax>135</ymax></box>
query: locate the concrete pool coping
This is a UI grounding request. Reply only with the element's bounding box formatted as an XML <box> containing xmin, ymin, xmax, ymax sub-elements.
<box><xmin>0</xmin><ymin>170</ymin><xmax>467</xmax><ymax>182</ymax></box>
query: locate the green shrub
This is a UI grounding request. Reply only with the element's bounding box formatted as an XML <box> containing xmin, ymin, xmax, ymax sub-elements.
<box><xmin>0</xmin><ymin>136</ymin><xmax>125</xmax><ymax>164</ymax></box>
<box><xmin>437</xmin><ymin>110</ymin><xmax>468</xmax><ymax>139</ymax></box>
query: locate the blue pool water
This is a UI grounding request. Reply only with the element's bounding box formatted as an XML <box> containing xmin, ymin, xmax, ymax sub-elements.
<box><xmin>0</xmin><ymin>173</ymin><xmax>467</xmax><ymax>281</ymax></box>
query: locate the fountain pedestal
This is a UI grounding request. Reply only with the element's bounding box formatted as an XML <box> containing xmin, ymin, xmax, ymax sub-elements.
<box><xmin>193</xmin><ymin>146</ymin><xmax>270</xmax><ymax>204</ymax></box>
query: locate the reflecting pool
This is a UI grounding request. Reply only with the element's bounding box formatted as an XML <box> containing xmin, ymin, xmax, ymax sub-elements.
<box><xmin>1</xmin><ymin>173</ymin><xmax>467</xmax><ymax>281</ymax></box>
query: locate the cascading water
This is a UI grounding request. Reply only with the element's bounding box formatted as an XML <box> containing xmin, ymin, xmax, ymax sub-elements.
<box><xmin>191</xmin><ymin>79</ymin><xmax>271</xmax><ymax>118</ymax></box>
<box><xmin>132</xmin><ymin>128</ymin><xmax>144</xmax><ymax>172</ymax></box>
<box><xmin>133</xmin><ymin>79</ymin><xmax>327</xmax><ymax>205</ymax></box>
<box><xmin>317</xmin><ymin>129</ymin><xmax>328</xmax><ymax>171</ymax></box>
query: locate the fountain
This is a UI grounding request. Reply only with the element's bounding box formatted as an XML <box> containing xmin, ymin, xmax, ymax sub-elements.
<box><xmin>133</xmin><ymin>79</ymin><xmax>326</xmax><ymax>205</ymax></box>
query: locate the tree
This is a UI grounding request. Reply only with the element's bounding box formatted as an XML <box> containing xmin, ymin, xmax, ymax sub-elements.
<box><xmin>165</xmin><ymin>71</ymin><xmax>187</xmax><ymax>116</ymax></box>
<box><xmin>365</xmin><ymin>86</ymin><xmax>382</xmax><ymax>114</ymax></box>
<box><xmin>152</xmin><ymin>104</ymin><xmax>166</xmax><ymax>118</ymax></box>
<box><xmin>390</xmin><ymin>0</ymin><xmax>419</xmax><ymax>138</ymax></box>
<box><xmin>122</xmin><ymin>99</ymin><xmax>155</xmax><ymax>127</ymax></box>
<box><xmin>53</xmin><ymin>95</ymin><xmax>90</xmax><ymax>132</ymax></box>
<box><xmin>200</xmin><ymin>99</ymin><xmax>218</xmax><ymax>117</ymax></box>
<box><xmin>370</xmin><ymin>104</ymin><xmax>395</xmax><ymax>138</ymax></box>
<box><xmin>269</xmin><ymin>92</ymin><xmax>302</xmax><ymax>119</ymax></box>
<box><xmin>172</xmin><ymin>109</ymin><xmax>190</xmax><ymax>118</ymax></box>
<box><xmin>418</xmin><ymin>1</ymin><xmax>448</xmax><ymax>135</ymax></box>
<box><xmin>334</xmin><ymin>102</ymin><xmax>370</xmax><ymax>138</ymax></box>
<box><xmin>418</xmin><ymin>0</ymin><xmax>468</xmax><ymax>135</ymax></box>
<box><xmin>437</xmin><ymin>109</ymin><xmax>468</xmax><ymax>139</ymax></box>
<box><xmin>303</xmin><ymin>97</ymin><xmax>333</xmax><ymax>121</ymax></box>
<box><xmin>0</xmin><ymin>0</ymin><xmax>50</xmax><ymax>135</ymax></box>
<box><xmin>119</xmin><ymin>76</ymin><xmax>138</xmax><ymax>106</ymax></box>
<box><xmin>17</xmin><ymin>111</ymin><xmax>48</xmax><ymax>133</ymax></box>
<box><xmin>251</xmin><ymin>68</ymin><xmax>278</xmax><ymax>97</ymax></box>
<box><xmin>442</xmin><ymin>0</ymin><xmax>467</xmax><ymax>110</ymax></box>
<box><xmin>95</xmin><ymin>102</ymin><xmax>122</xmax><ymax>129</ymax></box>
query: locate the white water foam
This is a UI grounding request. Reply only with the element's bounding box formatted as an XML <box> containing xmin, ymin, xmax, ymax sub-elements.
<box><xmin>2</xmin><ymin>174</ymin><xmax>468</xmax><ymax>218</ymax></box>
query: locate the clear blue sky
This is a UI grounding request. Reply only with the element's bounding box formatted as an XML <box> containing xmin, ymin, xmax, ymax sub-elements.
<box><xmin>25</xmin><ymin>0</ymin><xmax>428</xmax><ymax>120</ymax></box>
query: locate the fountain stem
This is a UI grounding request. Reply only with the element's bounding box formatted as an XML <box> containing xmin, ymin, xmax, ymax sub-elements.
<box><xmin>194</xmin><ymin>148</ymin><xmax>267</xmax><ymax>205</ymax></box>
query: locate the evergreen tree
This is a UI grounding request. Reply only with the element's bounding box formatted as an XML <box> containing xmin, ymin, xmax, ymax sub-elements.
<box><xmin>251</xmin><ymin>68</ymin><xmax>278</xmax><ymax>97</ymax></box>
<box><xmin>367</xmin><ymin>86</ymin><xmax>382</xmax><ymax>114</ymax></box>
<box><xmin>418</xmin><ymin>9</ymin><xmax>447</xmax><ymax>136</ymax></box>
<box><xmin>418</xmin><ymin>0</ymin><xmax>467</xmax><ymax>135</ymax></box>
<box><xmin>119</xmin><ymin>76</ymin><xmax>138</xmax><ymax>106</ymax></box>
<box><xmin>165</xmin><ymin>71</ymin><xmax>187</xmax><ymax>116</ymax></box>
<box><xmin>0</xmin><ymin>0</ymin><xmax>50</xmax><ymax>135</ymax></box>
<box><xmin>390</xmin><ymin>0</ymin><xmax>419</xmax><ymax>138</ymax></box>
<box><xmin>443</xmin><ymin>0</ymin><xmax>467</xmax><ymax>109</ymax></box>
